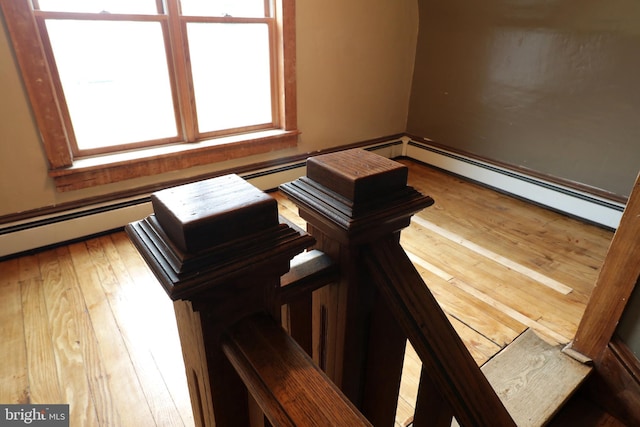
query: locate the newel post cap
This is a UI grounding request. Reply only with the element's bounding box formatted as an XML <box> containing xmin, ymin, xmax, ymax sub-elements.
<box><xmin>126</xmin><ymin>174</ymin><xmax>314</xmax><ymax>300</ymax></box>
<box><xmin>280</xmin><ymin>149</ymin><xmax>434</xmax><ymax>244</ymax></box>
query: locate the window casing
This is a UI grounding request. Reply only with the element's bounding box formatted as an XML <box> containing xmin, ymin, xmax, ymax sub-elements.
<box><xmin>0</xmin><ymin>0</ymin><xmax>297</xmax><ymax>191</ymax></box>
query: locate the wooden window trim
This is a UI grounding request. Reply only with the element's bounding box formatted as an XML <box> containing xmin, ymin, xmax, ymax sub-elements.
<box><xmin>0</xmin><ymin>0</ymin><xmax>297</xmax><ymax>191</ymax></box>
<box><xmin>49</xmin><ymin>129</ymin><xmax>299</xmax><ymax>191</ymax></box>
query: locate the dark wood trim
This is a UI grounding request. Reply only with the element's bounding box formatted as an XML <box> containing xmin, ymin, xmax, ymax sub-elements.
<box><xmin>0</xmin><ymin>136</ymin><xmax>404</xmax><ymax>225</ymax></box>
<box><xmin>584</xmin><ymin>336</ymin><xmax>640</xmax><ymax>425</ymax></box>
<box><xmin>277</xmin><ymin>0</ymin><xmax>297</xmax><ymax>131</ymax></box>
<box><xmin>610</xmin><ymin>337</ymin><xmax>640</xmax><ymax>386</ymax></box>
<box><xmin>0</xmin><ymin>0</ymin><xmax>72</xmax><ymax>169</ymax></box>
<box><xmin>406</xmin><ymin>134</ymin><xmax>629</xmax><ymax>204</ymax></box>
<box><xmin>50</xmin><ymin>131</ymin><xmax>300</xmax><ymax>191</ymax></box>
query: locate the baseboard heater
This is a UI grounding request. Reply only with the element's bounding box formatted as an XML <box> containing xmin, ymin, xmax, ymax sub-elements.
<box><xmin>405</xmin><ymin>139</ymin><xmax>624</xmax><ymax>230</ymax></box>
<box><xmin>0</xmin><ymin>163</ymin><xmax>308</xmax><ymax>259</ymax></box>
<box><xmin>0</xmin><ymin>139</ymin><xmax>624</xmax><ymax>259</ymax></box>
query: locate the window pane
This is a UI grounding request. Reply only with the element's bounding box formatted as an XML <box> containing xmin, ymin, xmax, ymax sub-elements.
<box><xmin>46</xmin><ymin>20</ymin><xmax>177</xmax><ymax>150</ymax></box>
<box><xmin>180</xmin><ymin>0</ymin><xmax>265</xmax><ymax>18</ymax></box>
<box><xmin>188</xmin><ymin>23</ymin><xmax>272</xmax><ymax>133</ymax></box>
<box><xmin>38</xmin><ymin>0</ymin><xmax>158</xmax><ymax>14</ymax></box>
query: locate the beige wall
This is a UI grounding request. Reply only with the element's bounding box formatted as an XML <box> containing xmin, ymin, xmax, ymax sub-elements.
<box><xmin>407</xmin><ymin>0</ymin><xmax>640</xmax><ymax>198</ymax></box>
<box><xmin>0</xmin><ymin>0</ymin><xmax>419</xmax><ymax>218</ymax></box>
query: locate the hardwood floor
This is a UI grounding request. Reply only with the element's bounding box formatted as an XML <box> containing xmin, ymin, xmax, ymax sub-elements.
<box><xmin>0</xmin><ymin>160</ymin><xmax>614</xmax><ymax>426</ymax></box>
<box><xmin>391</xmin><ymin>160</ymin><xmax>613</xmax><ymax>425</ymax></box>
<box><xmin>0</xmin><ymin>233</ymin><xmax>194</xmax><ymax>426</ymax></box>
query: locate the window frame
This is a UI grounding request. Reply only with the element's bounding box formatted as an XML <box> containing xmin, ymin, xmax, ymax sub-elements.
<box><xmin>0</xmin><ymin>0</ymin><xmax>298</xmax><ymax>191</ymax></box>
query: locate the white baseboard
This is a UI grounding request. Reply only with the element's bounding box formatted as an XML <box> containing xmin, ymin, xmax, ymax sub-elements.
<box><xmin>404</xmin><ymin>138</ymin><xmax>624</xmax><ymax>229</ymax></box>
<box><xmin>0</xmin><ymin>199</ymin><xmax>154</xmax><ymax>259</ymax></box>
<box><xmin>0</xmin><ymin>162</ymin><xmax>309</xmax><ymax>259</ymax></box>
<box><xmin>0</xmin><ymin>138</ymin><xmax>623</xmax><ymax>258</ymax></box>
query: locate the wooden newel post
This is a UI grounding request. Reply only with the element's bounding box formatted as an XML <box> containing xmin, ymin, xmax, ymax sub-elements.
<box><xmin>280</xmin><ymin>149</ymin><xmax>434</xmax><ymax>425</ymax></box>
<box><xmin>126</xmin><ymin>174</ymin><xmax>314</xmax><ymax>427</ymax></box>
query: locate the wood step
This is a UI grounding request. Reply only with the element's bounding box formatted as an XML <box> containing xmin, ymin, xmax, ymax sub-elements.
<box><xmin>476</xmin><ymin>329</ymin><xmax>592</xmax><ymax>426</ymax></box>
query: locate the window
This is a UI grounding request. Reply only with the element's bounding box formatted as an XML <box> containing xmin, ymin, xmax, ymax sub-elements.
<box><xmin>1</xmin><ymin>0</ymin><xmax>297</xmax><ymax>191</ymax></box>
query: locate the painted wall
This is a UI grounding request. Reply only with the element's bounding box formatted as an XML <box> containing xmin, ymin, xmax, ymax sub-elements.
<box><xmin>407</xmin><ymin>0</ymin><xmax>640</xmax><ymax>198</ymax></box>
<box><xmin>0</xmin><ymin>0</ymin><xmax>419</xmax><ymax>218</ymax></box>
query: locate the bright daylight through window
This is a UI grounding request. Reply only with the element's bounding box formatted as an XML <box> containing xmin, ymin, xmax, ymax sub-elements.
<box><xmin>0</xmin><ymin>0</ymin><xmax>297</xmax><ymax>190</ymax></box>
<box><xmin>41</xmin><ymin>0</ymin><xmax>274</xmax><ymax>153</ymax></box>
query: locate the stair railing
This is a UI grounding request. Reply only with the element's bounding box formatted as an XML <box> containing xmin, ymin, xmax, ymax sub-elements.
<box><xmin>127</xmin><ymin>149</ymin><xmax>516</xmax><ymax>426</ymax></box>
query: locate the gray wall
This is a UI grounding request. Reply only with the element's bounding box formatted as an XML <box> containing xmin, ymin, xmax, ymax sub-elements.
<box><xmin>407</xmin><ymin>0</ymin><xmax>640</xmax><ymax>198</ymax></box>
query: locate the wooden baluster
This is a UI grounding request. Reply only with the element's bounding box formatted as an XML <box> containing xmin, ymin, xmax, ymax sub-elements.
<box><xmin>280</xmin><ymin>149</ymin><xmax>434</xmax><ymax>426</ymax></box>
<box><xmin>413</xmin><ymin>368</ymin><xmax>454</xmax><ymax>427</ymax></box>
<box><xmin>361</xmin><ymin>285</ymin><xmax>408</xmax><ymax>424</ymax></box>
<box><xmin>126</xmin><ymin>174</ymin><xmax>314</xmax><ymax>427</ymax></box>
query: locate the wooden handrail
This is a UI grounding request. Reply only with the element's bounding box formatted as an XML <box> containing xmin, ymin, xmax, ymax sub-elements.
<box><xmin>222</xmin><ymin>313</ymin><xmax>372</xmax><ymax>427</ymax></box>
<box><xmin>364</xmin><ymin>236</ymin><xmax>516</xmax><ymax>427</ymax></box>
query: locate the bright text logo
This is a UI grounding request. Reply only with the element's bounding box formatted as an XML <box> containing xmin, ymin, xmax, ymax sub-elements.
<box><xmin>0</xmin><ymin>405</ymin><xmax>68</xmax><ymax>427</ymax></box>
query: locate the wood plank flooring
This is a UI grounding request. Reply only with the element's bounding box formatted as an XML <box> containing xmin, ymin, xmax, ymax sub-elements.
<box><xmin>0</xmin><ymin>160</ymin><xmax>614</xmax><ymax>426</ymax></box>
<box><xmin>390</xmin><ymin>160</ymin><xmax>613</xmax><ymax>425</ymax></box>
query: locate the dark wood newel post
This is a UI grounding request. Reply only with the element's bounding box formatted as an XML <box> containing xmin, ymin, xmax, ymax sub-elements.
<box><xmin>280</xmin><ymin>149</ymin><xmax>434</xmax><ymax>425</ymax></box>
<box><xmin>125</xmin><ymin>174</ymin><xmax>314</xmax><ymax>427</ymax></box>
